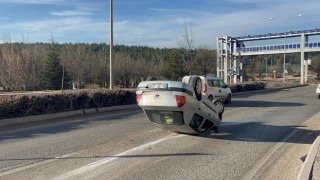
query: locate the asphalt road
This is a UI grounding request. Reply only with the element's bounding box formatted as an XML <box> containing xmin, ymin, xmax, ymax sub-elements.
<box><xmin>0</xmin><ymin>85</ymin><xmax>320</xmax><ymax>180</ymax></box>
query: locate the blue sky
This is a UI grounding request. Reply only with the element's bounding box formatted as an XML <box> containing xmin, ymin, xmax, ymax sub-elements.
<box><xmin>0</xmin><ymin>0</ymin><xmax>319</xmax><ymax>48</ymax></box>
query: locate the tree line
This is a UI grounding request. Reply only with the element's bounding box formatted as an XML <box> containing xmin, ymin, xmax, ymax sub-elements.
<box><xmin>0</xmin><ymin>41</ymin><xmax>217</xmax><ymax>91</ymax></box>
<box><xmin>0</xmin><ymin>40</ymin><xmax>319</xmax><ymax>91</ymax></box>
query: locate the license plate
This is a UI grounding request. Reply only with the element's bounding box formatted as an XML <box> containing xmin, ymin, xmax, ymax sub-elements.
<box><xmin>147</xmin><ymin>83</ymin><xmax>168</xmax><ymax>89</ymax></box>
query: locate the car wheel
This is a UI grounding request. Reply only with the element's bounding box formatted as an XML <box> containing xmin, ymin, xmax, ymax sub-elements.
<box><xmin>214</xmin><ymin>100</ymin><xmax>224</xmax><ymax>114</ymax></box>
<box><xmin>318</xmin><ymin>95</ymin><xmax>320</xmax><ymax>99</ymax></box>
<box><xmin>225</xmin><ymin>94</ymin><xmax>231</xmax><ymax>104</ymax></box>
<box><xmin>191</xmin><ymin>77</ymin><xmax>202</xmax><ymax>101</ymax></box>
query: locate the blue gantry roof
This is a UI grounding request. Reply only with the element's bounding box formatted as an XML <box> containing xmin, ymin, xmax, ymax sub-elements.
<box><xmin>234</xmin><ymin>28</ymin><xmax>320</xmax><ymax>41</ymax></box>
<box><xmin>238</xmin><ymin>42</ymin><xmax>320</xmax><ymax>53</ymax></box>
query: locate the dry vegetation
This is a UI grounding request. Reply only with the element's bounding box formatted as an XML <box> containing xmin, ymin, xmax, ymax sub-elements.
<box><xmin>0</xmin><ymin>89</ymin><xmax>135</xmax><ymax>120</ymax></box>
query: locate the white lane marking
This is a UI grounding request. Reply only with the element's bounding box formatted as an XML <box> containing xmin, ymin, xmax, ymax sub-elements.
<box><xmin>241</xmin><ymin>128</ymin><xmax>299</xmax><ymax>180</ymax></box>
<box><xmin>0</xmin><ymin>152</ymin><xmax>77</xmax><ymax>176</ymax></box>
<box><xmin>53</xmin><ymin>134</ymin><xmax>184</xmax><ymax>180</ymax></box>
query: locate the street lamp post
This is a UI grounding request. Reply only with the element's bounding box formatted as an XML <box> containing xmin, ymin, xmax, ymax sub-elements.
<box><xmin>284</xmin><ymin>14</ymin><xmax>303</xmax><ymax>82</ymax></box>
<box><xmin>269</xmin><ymin>14</ymin><xmax>303</xmax><ymax>83</ymax></box>
<box><xmin>283</xmin><ymin>18</ymin><xmax>287</xmax><ymax>83</ymax></box>
<box><xmin>266</xmin><ymin>57</ymin><xmax>268</xmax><ymax>79</ymax></box>
<box><xmin>109</xmin><ymin>0</ymin><xmax>114</xmax><ymax>90</ymax></box>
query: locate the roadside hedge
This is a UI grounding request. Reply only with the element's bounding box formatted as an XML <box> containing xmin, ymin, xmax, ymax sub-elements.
<box><xmin>229</xmin><ymin>82</ymin><xmax>266</xmax><ymax>93</ymax></box>
<box><xmin>0</xmin><ymin>89</ymin><xmax>136</xmax><ymax>120</ymax></box>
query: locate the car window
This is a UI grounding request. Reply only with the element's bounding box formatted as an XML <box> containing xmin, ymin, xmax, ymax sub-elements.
<box><xmin>214</xmin><ymin>80</ymin><xmax>219</xmax><ymax>87</ymax></box>
<box><xmin>207</xmin><ymin>79</ymin><xmax>225</xmax><ymax>88</ymax></box>
<box><xmin>208</xmin><ymin>79</ymin><xmax>217</xmax><ymax>87</ymax></box>
<box><xmin>219</xmin><ymin>80</ymin><xmax>227</xmax><ymax>88</ymax></box>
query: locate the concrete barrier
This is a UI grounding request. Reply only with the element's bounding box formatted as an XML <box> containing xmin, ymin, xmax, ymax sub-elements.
<box><xmin>298</xmin><ymin>136</ymin><xmax>320</xmax><ymax>180</ymax></box>
<box><xmin>232</xmin><ymin>84</ymin><xmax>308</xmax><ymax>96</ymax></box>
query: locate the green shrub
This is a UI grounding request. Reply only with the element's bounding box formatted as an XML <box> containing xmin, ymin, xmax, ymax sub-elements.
<box><xmin>230</xmin><ymin>82</ymin><xmax>266</xmax><ymax>93</ymax></box>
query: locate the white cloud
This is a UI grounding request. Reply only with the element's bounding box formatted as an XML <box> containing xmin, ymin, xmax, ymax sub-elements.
<box><xmin>0</xmin><ymin>17</ymin><xmax>108</xmax><ymax>43</ymax></box>
<box><xmin>0</xmin><ymin>0</ymin><xmax>63</xmax><ymax>4</ymax></box>
<box><xmin>113</xmin><ymin>0</ymin><xmax>320</xmax><ymax>48</ymax></box>
<box><xmin>0</xmin><ymin>17</ymin><xmax>13</xmax><ymax>20</ymax></box>
<box><xmin>8</xmin><ymin>18</ymin><xmax>95</xmax><ymax>31</ymax></box>
<box><xmin>50</xmin><ymin>10</ymin><xmax>92</xmax><ymax>16</ymax></box>
<box><xmin>110</xmin><ymin>18</ymin><xmax>181</xmax><ymax>48</ymax></box>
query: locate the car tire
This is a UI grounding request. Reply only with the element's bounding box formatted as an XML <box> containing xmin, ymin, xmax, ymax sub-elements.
<box><xmin>191</xmin><ymin>76</ymin><xmax>202</xmax><ymax>101</ymax></box>
<box><xmin>318</xmin><ymin>95</ymin><xmax>320</xmax><ymax>99</ymax></box>
<box><xmin>208</xmin><ymin>95</ymin><xmax>213</xmax><ymax>101</ymax></box>
<box><xmin>214</xmin><ymin>100</ymin><xmax>224</xmax><ymax>114</ymax></box>
<box><xmin>225</xmin><ymin>94</ymin><xmax>231</xmax><ymax>104</ymax></box>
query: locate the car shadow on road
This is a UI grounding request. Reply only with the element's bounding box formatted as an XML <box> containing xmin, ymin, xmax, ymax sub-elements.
<box><xmin>225</xmin><ymin>100</ymin><xmax>305</xmax><ymax>108</ymax></box>
<box><xmin>0</xmin><ymin>153</ymin><xmax>211</xmax><ymax>162</ymax></box>
<box><xmin>204</xmin><ymin>121</ymin><xmax>320</xmax><ymax>145</ymax></box>
<box><xmin>0</xmin><ymin>109</ymin><xmax>147</xmax><ymax>142</ymax></box>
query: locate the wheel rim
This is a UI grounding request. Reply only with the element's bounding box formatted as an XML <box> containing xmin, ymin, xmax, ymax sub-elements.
<box><xmin>215</xmin><ymin>101</ymin><xmax>224</xmax><ymax>113</ymax></box>
<box><xmin>192</xmin><ymin>77</ymin><xmax>202</xmax><ymax>101</ymax></box>
<box><xmin>195</xmin><ymin>79</ymin><xmax>201</xmax><ymax>94</ymax></box>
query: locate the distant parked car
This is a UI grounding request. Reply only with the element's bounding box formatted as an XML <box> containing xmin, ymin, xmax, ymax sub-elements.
<box><xmin>182</xmin><ymin>75</ymin><xmax>232</xmax><ymax>104</ymax></box>
<box><xmin>317</xmin><ymin>84</ymin><xmax>320</xmax><ymax>99</ymax></box>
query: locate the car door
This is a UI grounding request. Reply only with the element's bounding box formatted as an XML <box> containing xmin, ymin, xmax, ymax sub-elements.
<box><xmin>211</xmin><ymin>79</ymin><xmax>223</xmax><ymax>101</ymax></box>
<box><xmin>218</xmin><ymin>79</ymin><xmax>229</xmax><ymax>101</ymax></box>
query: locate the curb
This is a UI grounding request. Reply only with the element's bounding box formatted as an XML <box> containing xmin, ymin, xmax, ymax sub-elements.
<box><xmin>0</xmin><ymin>104</ymin><xmax>139</xmax><ymax>128</ymax></box>
<box><xmin>232</xmin><ymin>84</ymin><xmax>308</xmax><ymax>96</ymax></box>
<box><xmin>298</xmin><ymin>136</ymin><xmax>320</xmax><ymax>180</ymax></box>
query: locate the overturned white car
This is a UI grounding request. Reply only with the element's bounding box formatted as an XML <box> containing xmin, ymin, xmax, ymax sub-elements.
<box><xmin>136</xmin><ymin>76</ymin><xmax>224</xmax><ymax>135</ymax></box>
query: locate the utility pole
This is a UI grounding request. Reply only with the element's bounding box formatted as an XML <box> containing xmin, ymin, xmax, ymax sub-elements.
<box><xmin>269</xmin><ymin>14</ymin><xmax>303</xmax><ymax>83</ymax></box>
<box><xmin>109</xmin><ymin>0</ymin><xmax>114</xmax><ymax>90</ymax></box>
<box><xmin>283</xmin><ymin>17</ymin><xmax>287</xmax><ymax>83</ymax></box>
<box><xmin>61</xmin><ymin>65</ymin><xmax>64</xmax><ymax>93</ymax></box>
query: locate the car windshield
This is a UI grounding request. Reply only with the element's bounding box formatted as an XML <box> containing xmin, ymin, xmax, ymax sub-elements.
<box><xmin>208</xmin><ymin>79</ymin><xmax>226</xmax><ymax>88</ymax></box>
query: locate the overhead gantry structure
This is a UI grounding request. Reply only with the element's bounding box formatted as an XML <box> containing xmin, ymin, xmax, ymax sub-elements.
<box><xmin>217</xmin><ymin>28</ymin><xmax>320</xmax><ymax>84</ymax></box>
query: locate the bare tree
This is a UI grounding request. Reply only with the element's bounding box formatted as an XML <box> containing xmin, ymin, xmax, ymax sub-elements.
<box><xmin>178</xmin><ymin>22</ymin><xmax>195</xmax><ymax>51</ymax></box>
<box><xmin>20</xmin><ymin>41</ymin><xmax>44</xmax><ymax>90</ymax></box>
<box><xmin>114</xmin><ymin>53</ymin><xmax>133</xmax><ymax>87</ymax></box>
<box><xmin>61</xmin><ymin>43</ymin><xmax>87</xmax><ymax>89</ymax></box>
<box><xmin>97</xmin><ymin>46</ymin><xmax>109</xmax><ymax>87</ymax></box>
<box><xmin>310</xmin><ymin>56</ymin><xmax>320</xmax><ymax>80</ymax></box>
<box><xmin>192</xmin><ymin>48</ymin><xmax>216</xmax><ymax>76</ymax></box>
<box><xmin>177</xmin><ymin>22</ymin><xmax>195</xmax><ymax>75</ymax></box>
<box><xmin>0</xmin><ymin>34</ymin><xmax>25</xmax><ymax>90</ymax></box>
